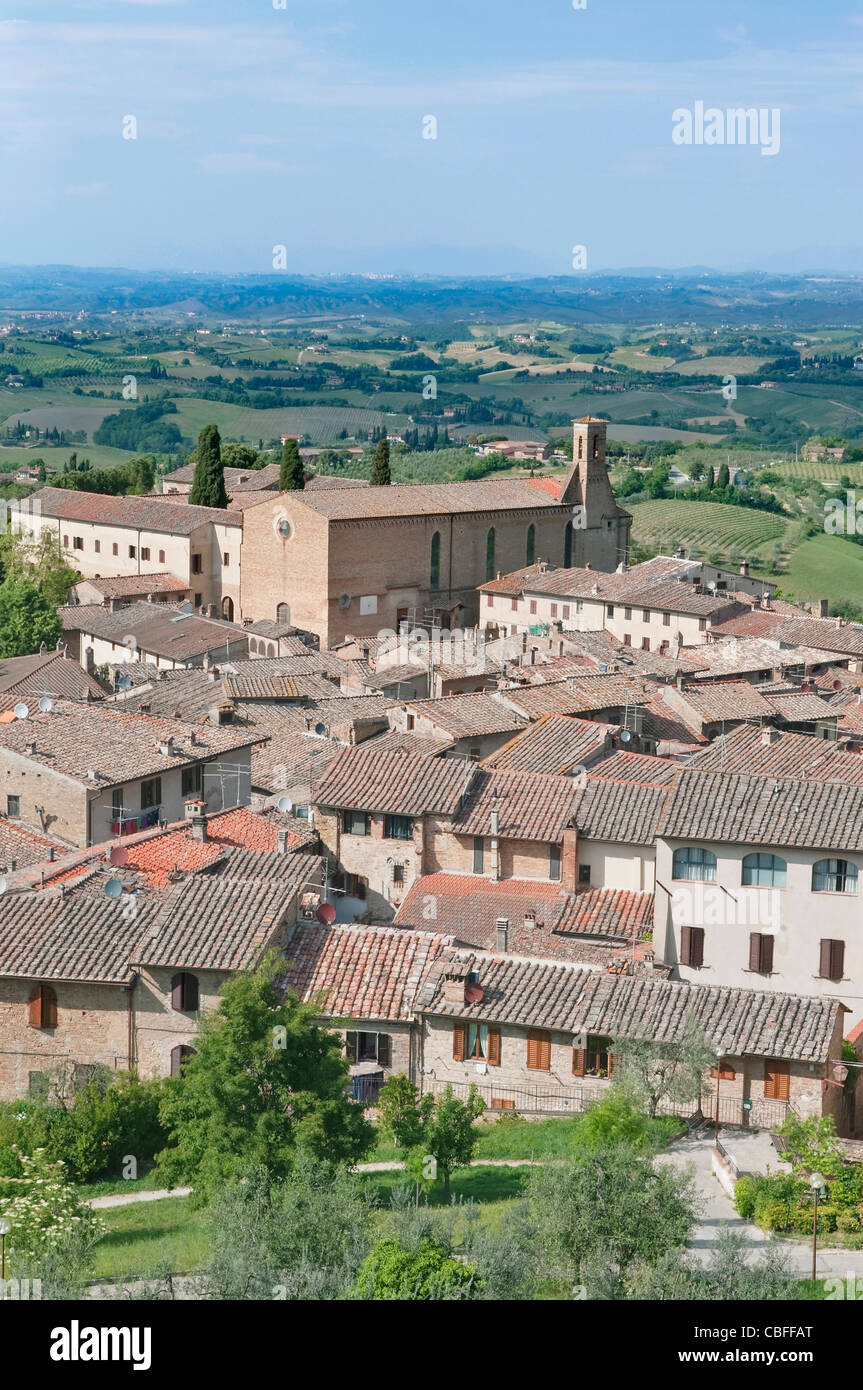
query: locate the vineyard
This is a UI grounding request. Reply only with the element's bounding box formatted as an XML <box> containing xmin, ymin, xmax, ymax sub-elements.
<box><xmin>627</xmin><ymin>499</ymin><xmax>791</xmax><ymax>566</ymax></box>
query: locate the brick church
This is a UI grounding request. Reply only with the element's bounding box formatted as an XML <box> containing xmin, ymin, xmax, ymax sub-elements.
<box><xmin>239</xmin><ymin>417</ymin><xmax>630</xmax><ymax>646</ymax></box>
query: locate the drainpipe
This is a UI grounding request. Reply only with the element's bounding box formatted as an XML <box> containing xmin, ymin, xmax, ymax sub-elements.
<box><xmin>490</xmin><ymin>808</ymin><xmax>500</xmax><ymax>882</ymax></box>
<box><xmin>126</xmin><ymin>972</ymin><xmax>138</xmax><ymax>1071</ymax></box>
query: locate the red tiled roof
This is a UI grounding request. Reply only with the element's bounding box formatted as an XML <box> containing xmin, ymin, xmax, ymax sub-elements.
<box><xmin>122</xmin><ymin>806</ymin><xmax>306</xmax><ymax>886</ymax></box>
<box><xmin>283</xmin><ymin>922</ymin><xmax>448</xmax><ymax>1021</ymax></box>
<box><xmin>313</xmin><ymin>745</ymin><xmax>474</xmax><ymax>816</ymax></box>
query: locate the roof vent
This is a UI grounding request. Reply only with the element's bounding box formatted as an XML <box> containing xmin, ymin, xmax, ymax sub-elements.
<box><xmin>495</xmin><ymin>918</ymin><xmax>509</xmax><ymax>953</ymax></box>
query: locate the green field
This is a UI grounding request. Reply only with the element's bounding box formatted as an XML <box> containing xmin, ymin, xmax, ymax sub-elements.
<box><xmin>168</xmin><ymin>396</ymin><xmax>412</xmax><ymax>445</ymax></box>
<box><xmin>628</xmin><ymin>498</ymin><xmax>791</xmax><ymax>566</ymax></box>
<box><xmin>0</xmin><ymin>442</ymin><xmax>137</xmax><ymax>471</ymax></box>
<box><xmin>766</xmin><ymin>532</ymin><xmax>863</xmax><ymax>606</ymax></box>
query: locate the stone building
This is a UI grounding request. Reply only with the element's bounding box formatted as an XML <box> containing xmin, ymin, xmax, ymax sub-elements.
<box><xmin>238</xmin><ymin>418</ymin><xmax>630</xmax><ymax>647</ymax></box>
<box><xmin>0</xmin><ymin>700</ymin><xmax>260</xmax><ymax>847</ymax></box>
<box><xmin>22</xmin><ymin>489</ymin><xmax>242</xmax><ymax>619</ymax></box>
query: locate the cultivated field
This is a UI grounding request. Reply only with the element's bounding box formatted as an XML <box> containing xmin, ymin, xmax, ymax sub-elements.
<box><xmin>628</xmin><ymin>498</ymin><xmax>790</xmax><ymax>564</ymax></box>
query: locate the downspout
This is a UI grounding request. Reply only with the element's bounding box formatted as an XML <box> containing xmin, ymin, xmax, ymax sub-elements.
<box><xmin>490</xmin><ymin>808</ymin><xmax>500</xmax><ymax>882</ymax></box>
<box><xmin>126</xmin><ymin>972</ymin><xmax>138</xmax><ymax>1072</ymax></box>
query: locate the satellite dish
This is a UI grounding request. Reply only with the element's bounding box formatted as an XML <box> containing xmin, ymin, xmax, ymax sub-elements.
<box><xmin>109</xmin><ymin>846</ymin><xmax>129</xmax><ymax>867</ymax></box>
<box><xmin>316</xmin><ymin>901</ymin><xmax>337</xmax><ymax>926</ymax></box>
<box><xmin>276</xmin><ymin>795</ymin><xmax>293</xmax><ymax>813</ymax></box>
<box><xmin>464</xmin><ymin>983</ymin><xmax>484</xmax><ymax>1004</ymax></box>
<box><xmin>104</xmin><ymin>878</ymin><xmax>123</xmax><ymax>899</ymax></box>
<box><xmin>314</xmin><ymin>723</ymin><xmax>327</xmax><ymax>737</ymax></box>
<box><xmin>337</xmin><ymin>593</ymin><xmax>351</xmax><ymax>611</ymax></box>
<box><xmin>37</xmin><ymin>697</ymin><xmax>53</xmax><ymax>714</ymax></box>
<box><xmin>13</xmin><ymin>703</ymin><xmax>29</xmax><ymax>720</ymax></box>
<box><xmin>621</xmin><ymin>729</ymin><xmax>632</xmax><ymax>743</ymax></box>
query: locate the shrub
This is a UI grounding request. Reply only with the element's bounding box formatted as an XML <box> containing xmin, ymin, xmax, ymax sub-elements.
<box><xmin>733</xmin><ymin>1175</ymin><xmax>757</xmax><ymax>1221</ymax></box>
<box><xmin>756</xmin><ymin>1199</ymin><xmax>794</xmax><ymax>1233</ymax></box>
<box><xmin>836</xmin><ymin>1209</ymin><xmax>861</xmax><ymax>1234</ymax></box>
<box><xmin>354</xmin><ymin>1238</ymin><xmax>480</xmax><ymax>1301</ymax></box>
<box><xmin>50</xmin><ymin>1073</ymin><xmax>168</xmax><ymax>1182</ymax></box>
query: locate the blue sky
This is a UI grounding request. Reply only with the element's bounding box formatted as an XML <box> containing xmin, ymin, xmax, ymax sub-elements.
<box><xmin>2</xmin><ymin>0</ymin><xmax>862</xmax><ymax>274</ymax></box>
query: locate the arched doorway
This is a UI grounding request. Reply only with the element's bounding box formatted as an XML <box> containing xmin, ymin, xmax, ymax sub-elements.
<box><xmin>221</xmin><ymin>596</ymin><xmax>235</xmax><ymax>622</ymax></box>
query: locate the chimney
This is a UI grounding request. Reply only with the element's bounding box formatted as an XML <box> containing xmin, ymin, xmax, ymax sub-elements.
<box><xmin>584</xmin><ymin>561</ymin><xmax>591</xmax><ymax>571</ymax></box>
<box><xmin>184</xmin><ymin>797</ymin><xmax>207</xmax><ymax>840</ymax></box>
<box><xmin>441</xmin><ymin>966</ymin><xmax>468</xmax><ymax>1005</ymax></box>
<box><xmin>561</xmin><ymin>825</ymin><xmax>578</xmax><ymax>892</ymax></box>
<box><xmin>39</xmin><ymin>641</ymin><xmax>46</xmax><ymax>655</ymax></box>
<box><xmin>47</xmin><ymin>846</ymin><xmax>54</xmax><ymax>862</ymax></box>
<box><xmin>819</xmin><ymin>599</ymin><xmax>829</xmax><ymax>618</ymax></box>
<box><xmin>739</xmin><ymin>561</ymin><xmax>749</xmax><ymax>578</ymax></box>
<box><xmin>523</xmin><ymin>909</ymin><xmax>537</xmax><ymax>931</ymax></box>
<box><xmin>158</xmin><ymin>737</ymin><xmax>175</xmax><ymax>757</ymax></box>
<box><xmin>490</xmin><ymin>808</ymin><xmax>500</xmax><ymax>882</ymax></box>
<box><xmin>25</xmin><ymin>739</ymin><xmax>36</xmax><ymax>757</ymax></box>
<box><xmin>762</xmin><ymin>726</ymin><xmax>779</xmax><ymax>746</ymax></box>
<box><xmin>277</xmin><ymin>828</ymin><xmax>289</xmax><ymax>856</ymax></box>
<box><xmin>495</xmin><ymin>918</ymin><xmax>509</xmax><ymax>953</ymax></box>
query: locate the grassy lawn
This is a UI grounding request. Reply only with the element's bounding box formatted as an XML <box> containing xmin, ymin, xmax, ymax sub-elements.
<box><xmin>766</xmin><ymin>531</ymin><xmax>863</xmax><ymax>606</ymax></box>
<box><xmin>91</xmin><ymin>1196</ymin><xmax>211</xmax><ymax>1280</ymax></box>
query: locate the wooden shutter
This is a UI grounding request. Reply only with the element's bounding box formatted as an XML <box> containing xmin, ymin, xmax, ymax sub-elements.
<box><xmin>764</xmin><ymin>1059</ymin><xmax>790</xmax><ymax>1101</ymax></box>
<box><xmin>527</xmin><ymin>1028</ymin><xmax>551</xmax><ymax>1070</ymax></box>
<box><xmin>487</xmin><ymin>1027</ymin><xmax>501</xmax><ymax>1066</ymax></box>
<box><xmin>607</xmin><ymin>1050</ymin><xmax>615</xmax><ymax>1079</ymax></box>
<box><xmin>42</xmin><ymin>985</ymin><xmax>57</xmax><ymax>1029</ymax></box>
<box><xmin>170</xmin><ymin>1044</ymin><xmax>195</xmax><ymax>1077</ymax></box>
<box><xmin>749</xmin><ymin>933</ymin><xmax>764</xmax><ymax>972</ymax></box>
<box><xmin>27</xmin><ymin>985</ymin><xmax>42</xmax><ymax>1028</ymax></box>
<box><xmin>681</xmin><ymin>926</ymin><xmax>704</xmax><ymax>968</ymax></box>
<box><xmin>819</xmin><ymin>939</ymin><xmax>832</xmax><ymax>979</ymax></box>
<box><xmin>171</xmin><ymin>973</ymin><xmax>184</xmax><ymax>1011</ymax></box>
<box><xmin>377</xmin><ymin>1033</ymin><xmax>391</xmax><ymax>1068</ymax></box>
<box><xmin>452</xmin><ymin>1022</ymin><xmax>465</xmax><ymax>1061</ymax></box>
<box><xmin>182</xmin><ymin>973</ymin><xmax>198</xmax><ymax>1011</ymax></box>
<box><xmin>821</xmin><ymin>940</ymin><xmax>845</xmax><ymax>982</ymax></box>
<box><xmin>572</xmin><ymin>1047</ymin><xmax>586</xmax><ymax>1076</ymax></box>
<box><xmin>345</xmin><ymin>1031</ymin><xmax>358</xmax><ymax>1063</ymax></box>
<box><xmin>760</xmin><ymin>934</ymin><xmax>774</xmax><ymax>974</ymax></box>
<box><xmin>710</xmin><ymin>1061</ymin><xmax>735</xmax><ymax>1081</ymax></box>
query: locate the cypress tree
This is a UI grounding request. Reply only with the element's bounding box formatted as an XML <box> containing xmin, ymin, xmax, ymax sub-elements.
<box><xmin>189</xmin><ymin>425</ymin><xmax>227</xmax><ymax>508</ymax></box>
<box><xmin>370</xmin><ymin>437</ymin><xmax>391</xmax><ymax>486</ymax></box>
<box><xmin>716</xmin><ymin>461</ymin><xmax>730</xmax><ymax>490</ymax></box>
<box><xmin>280</xmin><ymin>437</ymin><xmax>305</xmax><ymax>491</ymax></box>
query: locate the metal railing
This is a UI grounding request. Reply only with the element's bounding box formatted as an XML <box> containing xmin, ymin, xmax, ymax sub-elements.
<box><xmin>421</xmin><ymin>1076</ymin><xmax>792</xmax><ymax>1129</ymax></box>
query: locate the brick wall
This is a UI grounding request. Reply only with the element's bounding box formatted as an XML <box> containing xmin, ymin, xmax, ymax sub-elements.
<box><xmin>0</xmin><ymin>978</ymin><xmax>129</xmax><ymax>1101</ymax></box>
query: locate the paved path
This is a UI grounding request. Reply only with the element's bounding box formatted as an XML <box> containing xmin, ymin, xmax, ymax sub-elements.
<box><xmin>85</xmin><ymin>1159</ymin><xmax>542</xmax><ymax>1208</ymax></box>
<box><xmin>661</xmin><ymin>1129</ymin><xmax>863</xmax><ymax>1280</ymax></box>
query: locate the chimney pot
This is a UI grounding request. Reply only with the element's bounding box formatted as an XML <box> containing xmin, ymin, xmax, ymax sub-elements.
<box><xmin>495</xmin><ymin>918</ymin><xmax>509</xmax><ymax>953</ymax></box>
<box><xmin>277</xmin><ymin>828</ymin><xmax>289</xmax><ymax>856</ymax></box>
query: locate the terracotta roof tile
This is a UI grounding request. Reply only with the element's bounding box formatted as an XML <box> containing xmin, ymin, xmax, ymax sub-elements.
<box><xmin>283</xmin><ymin>922</ymin><xmax>448</xmax><ymax>1021</ymax></box>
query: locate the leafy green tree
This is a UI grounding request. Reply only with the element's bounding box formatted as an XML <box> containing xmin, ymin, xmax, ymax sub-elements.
<box><xmin>528</xmin><ymin>1143</ymin><xmax>697</xmax><ymax>1292</ymax></box>
<box><xmin>221</xmin><ymin>442</ymin><xmax>260</xmax><ymax>469</ymax></box>
<box><xmin>612</xmin><ymin>1017</ymin><xmax>716</xmax><ymax>1118</ymax></box>
<box><xmin>377</xmin><ymin>1073</ymin><xmax>431</xmax><ymax>1149</ymax></box>
<box><xmin>354</xmin><ymin>1238</ymin><xmax>480</xmax><ymax>1300</ymax></box>
<box><xmin>0</xmin><ymin>578</ymin><xmax>62</xmax><ymax>657</ymax></box>
<box><xmin>155</xmin><ymin>951</ymin><xmax>373</xmax><ymax>1194</ymax></box>
<box><xmin>280</xmin><ymin>437</ymin><xmax>304</xmax><ymax>491</ymax></box>
<box><xmin>773</xmin><ymin>1114</ymin><xmax>844</xmax><ymax>1180</ymax></box>
<box><xmin>51</xmin><ymin>1073</ymin><xmax>168</xmax><ymax>1183</ymax></box>
<box><xmin>370</xmin><ymin>436</ymin><xmax>391</xmax><ymax>486</ymax></box>
<box><xmin>378</xmin><ymin>1076</ymin><xmax>484</xmax><ymax>1197</ymax></box>
<box><xmin>0</xmin><ymin>529</ymin><xmax>80</xmax><ymax>605</ymax></box>
<box><xmin>717</xmin><ymin>461</ymin><xmax>731</xmax><ymax>489</ymax></box>
<box><xmin>206</xmin><ymin>1158</ymin><xmax>373</xmax><ymax>1300</ymax></box>
<box><xmin>188</xmin><ymin>424</ymin><xmax>228</xmax><ymax>508</ymax></box>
